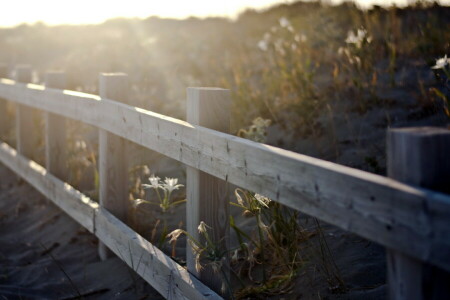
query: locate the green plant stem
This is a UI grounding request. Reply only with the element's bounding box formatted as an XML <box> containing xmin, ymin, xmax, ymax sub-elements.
<box><xmin>220</xmin><ymin>265</ymin><xmax>235</xmax><ymax>300</ymax></box>
<box><xmin>255</xmin><ymin>213</ymin><xmax>267</xmax><ymax>283</ymax></box>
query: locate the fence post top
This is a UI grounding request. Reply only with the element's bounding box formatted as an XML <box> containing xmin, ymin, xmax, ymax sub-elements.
<box><xmin>99</xmin><ymin>72</ymin><xmax>128</xmax><ymax>78</ymax></box>
<box><xmin>45</xmin><ymin>71</ymin><xmax>66</xmax><ymax>89</ymax></box>
<box><xmin>388</xmin><ymin>126</ymin><xmax>450</xmax><ymax>137</ymax></box>
<box><xmin>186</xmin><ymin>87</ymin><xmax>230</xmax><ymax>102</ymax></box>
<box><xmin>99</xmin><ymin>72</ymin><xmax>129</xmax><ymax>103</ymax></box>
<box><xmin>14</xmin><ymin>65</ymin><xmax>32</xmax><ymax>83</ymax></box>
<box><xmin>187</xmin><ymin>87</ymin><xmax>229</xmax><ymax>91</ymax></box>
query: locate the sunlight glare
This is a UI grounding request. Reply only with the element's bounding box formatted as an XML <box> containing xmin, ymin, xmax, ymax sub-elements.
<box><xmin>0</xmin><ymin>0</ymin><xmax>288</xmax><ymax>27</ymax></box>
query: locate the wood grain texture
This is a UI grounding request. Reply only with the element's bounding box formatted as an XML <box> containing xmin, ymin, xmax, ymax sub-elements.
<box><xmin>387</xmin><ymin>127</ymin><xmax>450</xmax><ymax>300</ymax></box>
<box><xmin>186</xmin><ymin>88</ymin><xmax>230</xmax><ymax>296</ymax></box>
<box><xmin>0</xmin><ymin>141</ymin><xmax>221</xmax><ymax>300</ymax></box>
<box><xmin>14</xmin><ymin>66</ymin><xmax>35</xmax><ymax>158</ymax></box>
<box><xmin>98</xmin><ymin>73</ymin><xmax>130</xmax><ymax>260</ymax></box>
<box><xmin>0</xmin><ymin>81</ymin><xmax>450</xmax><ymax>271</ymax></box>
<box><xmin>0</xmin><ymin>64</ymin><xmax>8</xmax><ymax>138</ymax></box>
<box><xmin>0</xmin><ymin>142</ymin><xmax>96</xmax><ymax>233</ymax></box>
<box><xmin>44</xmin><ymin>72</ymin><xmax>67</xmax><ymax>181</ymax></box>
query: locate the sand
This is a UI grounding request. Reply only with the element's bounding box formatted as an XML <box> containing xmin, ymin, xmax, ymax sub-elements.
<box><xmin>0</xmin><ymin>163</ymin><xmax>164</xmax><ymax>300</ymax></box>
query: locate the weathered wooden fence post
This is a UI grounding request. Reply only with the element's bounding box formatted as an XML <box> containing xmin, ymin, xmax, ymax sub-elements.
<box><xmin>0</xmin><ymin>63</ymin><xmax>8</xmax><ymax>139</ymax></box>
<box><xmin>186</xmin><ymin>87</ymin><xmax>231</xmax><ymax>297</ymax></box>
<box><xmin>98</xmin><ymin>73</ymin><xmax>130</xmax><ymax>260</ymax></box>
<box><xmin>45</xmin><ymin>71</ymin><xmax>67</xmax><ymax>180</ymax></box>
<box><xmin>15</xmin><ymin>65</ymin><xmax>34</xmax><ymax>158</ymax></box>
<box><xmin>387</xmin><ymin>126</ymin><xmax>450</xmax><ymax>300</ymax></box>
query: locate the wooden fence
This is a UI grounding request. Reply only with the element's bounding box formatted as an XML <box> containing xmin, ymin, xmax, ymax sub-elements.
<box><xmin>0</xmin><ymin>64</ymin><xmax>449</xmax><ymax>300</ymax></box>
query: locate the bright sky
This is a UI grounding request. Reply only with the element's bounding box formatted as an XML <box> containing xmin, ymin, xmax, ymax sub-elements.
<box><xmin>0</xmin><ymin>0</ymin><xmax>448</xmax><ymax>28</ymax></box>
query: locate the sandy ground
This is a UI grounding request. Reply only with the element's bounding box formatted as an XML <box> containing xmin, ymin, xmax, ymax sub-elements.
<box><xmin>0</xmin><ymin>163</ymin><xmax>164</xmax><ymax>300</ymax></box>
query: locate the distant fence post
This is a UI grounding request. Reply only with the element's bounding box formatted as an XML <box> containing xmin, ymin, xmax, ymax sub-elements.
<box><xmin>98</xmin><ymin>73</ymin><xmax>130</xmax><ymax>260</ymax></box>
<box><xmin>15</xmin><ymin>65</ymin><xmax>34</xmax><ymax>158</ymax></box>
<box><xmin>45</xmin><ymin>72</ymin><xmax>67</xmax><ymax>180</ymax></box>
<box><xmin>0</xmin><ymin>63</ymin><xmax>8</xmax><ymax>139</ymax></box>
<box><xmin>387</xmin><ymin>127</ymin><xmax>450</xmax><ymax>300</ymax></box>
<box><xmin>186</xmin><ymin>87</ymin><xmax>230</xmax><ymax>297</ymax></box>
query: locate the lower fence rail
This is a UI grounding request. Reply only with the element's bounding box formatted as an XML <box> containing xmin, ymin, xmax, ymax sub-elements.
<box><xmin>0</xmin><ymin>141</ymin><xmax>221</xmax><ymax>300</ymax></box>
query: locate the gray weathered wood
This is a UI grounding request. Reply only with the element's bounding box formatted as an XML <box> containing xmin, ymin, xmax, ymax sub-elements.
<box><xmin>45</xmin><ymin>72</ymin><xmax>67</xmax><ymax>180</ymax></box>
<box><xmin>186</xmin><ymin>88</ymin><xmax>230</xmax><ymax>297</ymax></box>
<box><xmin>0</xmin><ymin>81</ymin><xmax>450</xmax><ymax>272</ymax></box>
<box><xmin>98</xmin><ymin>73</ymin><xmax>130</xmax><ymax>260</ymax></box>
<box><xmin>0</xmin><ymin>64</ymin><xmax>8</xmax><ymax>139</ymax></box>
<box><xmin>14</xmin><ymin>65</ymin><xmax>36</xmax><ymax>158</ymax></box>
<box><xmin>387</xmin><ymin>127</ymin><xmax>450</xmax><ymax>300</ymax></box>
<box><xmin>0</xmin><ymin>142</ymin><xmax>96</xmax><ymax>232</ymax></box>
<box><xmin>0</xmin><ymin>141</ymin><xmax>221</xmax><ymax>300</ymax></box>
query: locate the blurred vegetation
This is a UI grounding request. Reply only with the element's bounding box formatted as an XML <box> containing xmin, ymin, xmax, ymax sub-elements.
<box><xmin>0</xmin><ymin>1</ymin><xmax>449</xmax><ymax>170</ymax></box>
<box><xmin>1</xmin><ymin>2</ymin><xmax>449</xmax><ymax>297</ymax></box>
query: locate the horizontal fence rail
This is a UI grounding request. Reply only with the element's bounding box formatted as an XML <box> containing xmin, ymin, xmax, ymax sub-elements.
<box><xmin>0</xmin><ymin>142</ymin><xmax>220</xmax><ymax>300</ymax></box>
<box><xmin>1</xmin><ymin>79</ymin><xmax>450</xmax><ymax>272</ymax></box>
<box><xmin>1</xmin><ymin>71</ymin><xmax>450</xmax><ymax>300</ymax></box>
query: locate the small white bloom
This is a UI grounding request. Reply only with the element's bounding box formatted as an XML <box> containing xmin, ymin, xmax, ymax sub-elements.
<box><xmin>432</xmin><ymin>55</ymin><xmax>450</xmax><ymax>69</ymax></box>
<box><xmin>198</xmin><ymin>221</ymin><xmax>209</xmax><ymax>234</ymax></box>
<box><xmin>75</xmin><ymin>140</ymin><xmax>87</xmax><ymax>151</ymax></box>
<box><xmin>279</xmin><ymin>17</ymin><xmax>290</xmax><ymax>28</ymax></box>
<box><xmin>356</xmin><ymin>28</ymin><xmax>367</xmax><ymax>41</ymax></box>
<box><xmin>142</xmin><ymin>165</ymin><xmax>150</xmax><ymax>175</ymax></box>
<box><xmin>295</xmin><ymin>34</ymin><xmax>307</xmax><ymax>43</ymax></box>
<box><xmin>231</xmin><ymin>249</ymin><xmax>239</xmax><ymax>263</ymax></box>
<box><xmin>162</xmin><ymin>177</ymin><xmax>183</xmax><ymax>193</ymax></box>
<box><xmin>345</xmin><ymin>28</ymin><xmax>370</xmax><ymax>48</ymax></box>
<box><xmin>132</xmin><ymin>198</ymin><xmax>148</xmax><ymax>208</ymax></box>
<box><xmin>258</xmin><ymin>40</ymin><xmax>268</xmax><ymax>51</ymax></box>
<box><xmin>143</xmin><ymin>175</ymin><xmax>161</xmax><ymax>190</ymax></box>
<box><xmin>166</xmin><ymin>229</ymin><xmax>184</xmax><ymax>243</ymax></box>
<box><xmin>345</xmin><ymin>31</ymin><xmax>357</xmax><ymax>44</ymax></box>
<box><xmin>254</xmin><ymin>193</ymin><xmax>271</xmax><ymax>208</ymax></box>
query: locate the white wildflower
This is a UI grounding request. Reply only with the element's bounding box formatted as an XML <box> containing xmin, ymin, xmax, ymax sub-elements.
<box><xmin>142</xmin><ymin>175</ymin><xmax>161</xmax><ymax>190</ymax></box>
<box><xmin>295</xmin><ymin>34</ymin><xmax>307</xmax><ymax>43</ymax></box>
<box><xmin>132</xmin><ymin>198</ymin><xmax>148</xmax><ymax>208</ymax></box>
<box><xmin>162</xmin><ymin>177</ymin><xmax>183</xmax><ymax>193</ymax></box>
<box><xmin>198</xmin><ymin>221</ymin><xmax>209</xmax><ymax>234</ymax></box>
<box><xmin>75</xmin><ymin>140</ymin><xmax>87</xmax><ymax>151</ymax></box>
<box><xmin>166</xmin><ymin>229</ymin><xmax>184</xmax><ymax>244</ymax></box>
<box><xmin>279</xmin><ymin>17</ymin><xmax>290</xmax><ymax>28</ymax></box>
<box><xmin>346</xmin><ymin>28</ymin><xmax>370</xmax><ymax>48</ymax></box>
<box><xmin>432</xmin><ymin>55</ymin><xmax>450</xmax><ymax>69</ymax></box>
<box><xmin>253</xmin><ymin>117</ymin><xmax>271</xmax><ymax>128</ymax></box>
<box><xmin>254</xmin><ymin>193</ymin><xmax>271</xmax><ymax>208</ymax></box>
<box><xmin>231</xmin><ymin>249</ymin><xmax>239</xmax><ymax>263</ymax></box>
<box><xmin>258</xmin><ymin>40</ymin><xmax>268</xmax><ymax>51</ymax></box>
<box><xmin>142</xmin><ymin>165</ymin><xmax>150</xmax><ymax>175</ymax></box>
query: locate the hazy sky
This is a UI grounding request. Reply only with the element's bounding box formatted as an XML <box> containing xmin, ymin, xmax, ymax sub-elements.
<box><xmin>0</xmin><ymin>0</ymin><xmax>448</xmax><ymax>27</ymax></box>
